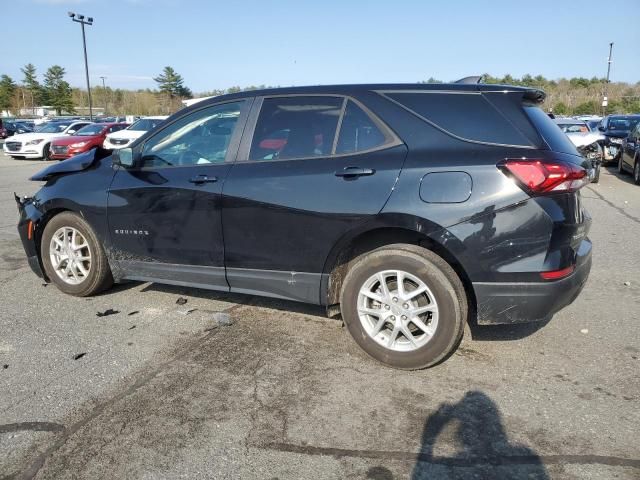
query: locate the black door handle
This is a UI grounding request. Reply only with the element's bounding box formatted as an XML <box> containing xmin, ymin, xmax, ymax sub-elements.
<box><xmin>188</xmin><ymin>174</ymin><xmax>218</xmax><ymax>184</ymax></box>
<box><xmin>335</xmin><ymin>166</ymin><xmax>376</xmax><ymax>178</ymax></box>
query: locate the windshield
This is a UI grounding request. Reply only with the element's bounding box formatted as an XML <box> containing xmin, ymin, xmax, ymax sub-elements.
<box><xmin>75</xmin><ymin>124</ymin><xmax>106</xmax><ymax>136</ymax></box>
<box><xmin>35</xmin><ymin>122</ymin><xmax>71</xmax><ymax>133</ymax></box>
<box><xmin>128</xmin><ymin>118</ymin><xmax>163</xmax><ymax>131</ymax></box>
<box><xmin>608</xmin><ymin>118</ymin><xmax>640</xmax><ymax>132</ymax></box>
<box><xmin>557</xmin><ymin>122</ymin><xmax>589</xmax><ymax>134</ymax></box>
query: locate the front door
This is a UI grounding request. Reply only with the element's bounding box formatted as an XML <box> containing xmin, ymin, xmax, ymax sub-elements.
<box><xmin>107</xmin><ymin>100</ymin><xmax>250</xmax><ymax>289</ymax></box>
<box><xmin>222</xmin><ymin>95</ymin><xmax>407</xmax><ymax>303</ymax></box>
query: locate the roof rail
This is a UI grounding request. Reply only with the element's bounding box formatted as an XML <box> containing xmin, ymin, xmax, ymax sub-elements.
<box><xmin>454</xmin><ymin>75</ymin><xmax>484</xmax><ymax>84</ymax></box>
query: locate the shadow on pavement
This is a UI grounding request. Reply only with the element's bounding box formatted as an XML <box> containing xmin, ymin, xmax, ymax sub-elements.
<box><xmin>368</xmin><ymin>391</ymin><xmax>549</xmax><ymax>479</ymax></box>
<box><xmin>139</xmin><ymin>281</ymin><xmax>327</xmax><ymax>318</ymax></box>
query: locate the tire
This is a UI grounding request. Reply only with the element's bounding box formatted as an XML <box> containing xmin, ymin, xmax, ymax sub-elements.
<box><xmin>340</xmin><ymin>244</ymin><xmax>466</xmax><ymax>370</ymax></box>
<box><xmin>592</xmin><ymin>164</ymin><xmax>600</xmax><ymax>184</ymax></box>
<box><xmin>618</xmin><ymin>154</ymin><xmax>626</xmax><ymax>174</ymax></box>
<box><xmin>43</xmin><ymin>143</ymin><xmax>51</xmax><ymax>161</ymax></box>
<box><xmin>41</xmin><ymin>212</ymin><xmax>113</xmax><ymax>296</ymax></box>
<box><xmin>634</xmin><ymin>157</ymin><xmax>640</xmax><ymax>186</ymax></box>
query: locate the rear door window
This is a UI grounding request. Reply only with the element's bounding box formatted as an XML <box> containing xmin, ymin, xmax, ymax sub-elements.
<box><xmin>335</xmin><ymin>100</ymin><xmax>388</xmax><ymax>154</ymax></box>
<box><xmin>249</xmin><ymin>96</ymin><xmax>343</xmax><ymax>161</ymax></box>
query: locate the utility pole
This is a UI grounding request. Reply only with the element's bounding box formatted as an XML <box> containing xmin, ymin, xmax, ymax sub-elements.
<box><xmin>68</xmin><ymin>12</ymin><xmax>94</xmax><ymax>120</ymax></box>
<box><xmin>100</xmin><ymin>76</ymin><xmax>107</xmax><ymax>114</ymax></box>
<box><xmin>603</xmin><ymin>42</ymin><xmax>614</xmax><ymax>116</ymax></box>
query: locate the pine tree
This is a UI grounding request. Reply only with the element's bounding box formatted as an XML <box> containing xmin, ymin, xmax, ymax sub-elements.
<box><xmin>0</xmin><ymin>75</ymin><xmax>17</xmax><ymax>112</ymax></box>
<box><xmin>43</xmin><ymin>65</ymin><xmax>74</xmax><ymax>115</ymax></box>
<box><xmin>153</xmin><ymin>66</ymin><xmax>192</xmax><ymax>99</ymax></box>
<box><xmin>21</xmin><ymin>63</ymin><xmax>43</xmax><ymax>107</ymax></box>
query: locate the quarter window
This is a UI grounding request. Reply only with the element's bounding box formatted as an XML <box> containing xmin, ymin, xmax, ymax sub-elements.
<box><xmin>141</xmin><ymin>101</ymin><xmax>244</xmax><ymax>168</ymax></box>
<box><xmin>336</xmin><ymin>100</ymin><xmax>387</xmax><ymax>154</ymax></box>
<box><xmin>249</xmin><ymin>96</ymin><xmax>343</xmax><ymax>161</ymax></box>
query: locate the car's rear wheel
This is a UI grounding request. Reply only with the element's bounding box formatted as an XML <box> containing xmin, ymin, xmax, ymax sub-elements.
<box><xmin>340</xmin><ymin>244</ymin><xmax>466</xmax><ymax>370</ymax></box>
<box><xmin>41</xmin><ymin>212</ymin><xmax>113</xmax><ymax>296</ymax></box>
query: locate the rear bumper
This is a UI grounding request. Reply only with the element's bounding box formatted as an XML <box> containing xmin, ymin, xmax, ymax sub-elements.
<box><xmin>473</xmin><ymin>238</ymin><xmax>592</xmax><ymax>324</ymax></box>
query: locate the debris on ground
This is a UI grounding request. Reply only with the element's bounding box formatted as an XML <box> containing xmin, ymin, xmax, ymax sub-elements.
<box><xmin>2</xmin><ymin>364</ymin><xmax>8</xmax><ymax>369</ymax></box>
<box><xmin>177</xmin><ymin>308</ymin><xmax>197</xmax><ymax>316</ymax></box>
<box><xmin>580</xmin><ymin>329</ymin><xmax>589</xmax><ymax>334</ymax></box>
<box><xmin>623</xmin><ymin>281</ymin><xmax>631</xmax><ymax>287</ymax></box>
<box><xmin>213</xmin><ymin>312</ymin><xmax>233</xmax><ymax>327</ymax></box>
<box><xmin>41</xmin><ymin>283</ymin><xmax>48</xmax><ymax>287</ymax></box>
<box><xmin>128</xmin><ymin>325</ymin><xmax>136</xmax><ymax>330</ymax></box>
<box><xmin>128</xmin><ymin>311</ymin><xmax>139</xmax><ymax>316</ymax></box>
<box><xmin>96</xmin><ymin>309</ymin><xmax>119</xmax><ymax>317</ymax></box>
<box><xmin>176</xmin><ymin>297</ymin><xmax>188</xmax><ymax>305</ymax></box>
<box><xmin>73</xmin><ymin>353</ymin><xmax>86</xmax><ymax>360</ymax></box>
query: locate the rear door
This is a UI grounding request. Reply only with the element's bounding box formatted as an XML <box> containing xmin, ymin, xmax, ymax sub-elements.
<box><xmin>222</xmin><ymin>94</ymin><xmax>407</xmax><ymax>304</ymax></box>
<box><xmin>107</xmin><ymin>100</ymin><xmax>251</xmax><ymax>289</ymax></box>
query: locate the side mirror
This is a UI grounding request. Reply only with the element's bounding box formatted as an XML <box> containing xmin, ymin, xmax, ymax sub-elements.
<box><xmin>113</xmin><ymin>147</ymin><xmax>135</xmax><ymax>168</ymax></box>
<box><xmin>597</xmin><ymin>125</ymin><xmax>605</xmax><ymax>132</ymax></box>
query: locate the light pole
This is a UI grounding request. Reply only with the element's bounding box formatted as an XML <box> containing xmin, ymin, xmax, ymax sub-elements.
<box><xmin>603</xmin><ymin>42</ymin><xmax>614</xmax><ymax>116</ymax></box>
<box><xmin>100</xmin><ymin>76</ymin><xmax>107</xmax><ymax>114</ymax></box>
<box><xmin>68</xmin><ymin>12</ymin><xmax>94</xmax><ymax>120</ymax></box>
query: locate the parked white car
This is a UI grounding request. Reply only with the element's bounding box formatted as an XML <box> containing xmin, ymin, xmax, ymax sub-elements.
<box><xmin>103</xmin><ymin>116</ymin><xmax>168</xmax><ymax>150</ymax></box>
<box><xmin>3</xmin><ymin>120</ymin><xmax>92</xmax><ymax>160</ymax></box>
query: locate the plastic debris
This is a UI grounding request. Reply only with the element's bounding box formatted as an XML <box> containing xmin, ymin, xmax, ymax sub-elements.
<box><xmin>580</xmin><ymin>329</ymin><xmax>589</xmax><ymax>334</ymax></box>
<box><xmin>128</xmin><ymin>311</ymin><xmax>139</xmax><ymax>316</ymax></box>
<box><xmin>213</xmin><ymin>312</ymin><xmax>233</xmax><ymax>327</ymax></box>
<box><xmin>623</xmin><ymin>281</ymin><xmax>631</xmax><ymax>287</ymax></box>
<box><xmin>176</xmin><ymin>297</ymin><xmax>188</xmax><ymax>305</ymax></box>
<box><xmin>73</xmin><ymin>353</ymin><xmax>86</xmax><ymax>360</ymax></box>
<box><xmin>96</xmin><ymin>309</ymin><xmax>119</xmax><ymax>317</ymax></box>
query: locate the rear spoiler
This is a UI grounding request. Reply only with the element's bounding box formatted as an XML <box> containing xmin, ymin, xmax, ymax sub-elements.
<box><xmin>454</xmin><ymin>75</ymin><xmax>546</xmax><ymax>104</ymax></box>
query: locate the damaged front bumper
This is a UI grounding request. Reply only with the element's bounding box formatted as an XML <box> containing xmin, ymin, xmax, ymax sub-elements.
<box><xmin>15</xmin><ymin>193</ymin><xmax>46</xmax><ymax>279</ymax></box>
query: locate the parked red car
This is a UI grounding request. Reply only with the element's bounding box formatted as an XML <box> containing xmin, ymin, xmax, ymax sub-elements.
<box><xmin>49</xmin><ymin>122</ymin><xmax>129</xmax><ymax>160</ymax></box>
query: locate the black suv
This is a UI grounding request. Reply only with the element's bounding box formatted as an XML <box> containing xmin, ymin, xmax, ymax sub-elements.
<box><xmin>16</xmin><ymin>83</ymin><xmax>592</xmax><ymax>369</ymax></box>
<box><xmin>598</xmin><ymin>115</ymin><xmax>640</xmax><ymax>163</ymax></box>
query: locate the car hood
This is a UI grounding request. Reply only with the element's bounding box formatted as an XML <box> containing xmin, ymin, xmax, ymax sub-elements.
<box><xmin>30</xmin><ymin>148</ymin><xmax>102</xmax><ymax>181</ymax></box>
<box><xmin>105</xmin><ymin>130</ymin><xmax>146</xmax><ymax>140</ymax></box>
<box><xmin>9</xmin><ymin>132</ymin><xmax>66</xmax><ymax>142</ymax></box>
<box><xmin>52</xmin><ymin>134</ymin><xmax>101</xmax><ymax>146</ymax></box>
<box><xmin>605</xmin><ymin>131</ymin><xmax>630</xmax><ymax>138</ymax></box>
<box><xmin>566</xmin><ymin>132</ymin><xmax>604</xmax><ymax>148</ymax></box>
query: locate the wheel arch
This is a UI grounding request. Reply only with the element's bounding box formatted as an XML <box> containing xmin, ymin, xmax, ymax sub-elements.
<box><xmin>322</xmin><ymin>221</ymin><xmax>476</xmax><ymax>322</ymax></box>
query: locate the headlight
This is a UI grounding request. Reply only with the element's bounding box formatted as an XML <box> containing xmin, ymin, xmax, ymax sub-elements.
<box><xmin>70</xmin><ymin>141</ymin><xmax>89</xmax><ymax>148</ymax></box>
<box><xmin>26</xmin><ymin>139</ymin><xmax>44</xmax><ymax>145</ymax></box>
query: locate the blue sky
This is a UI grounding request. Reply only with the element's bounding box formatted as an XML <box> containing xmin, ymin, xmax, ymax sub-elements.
<box><xmin>2</xmin><ymin>0</ymin><xmax>638</xmax><ymax>93</ymax></box>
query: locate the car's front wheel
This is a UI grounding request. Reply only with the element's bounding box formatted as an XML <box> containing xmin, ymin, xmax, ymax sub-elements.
<box><xmin>634</xmin><ymin>157</ymin><xmax>640</xmax><ymax>185</ymax></box>
<box><xmin>340</xmin><ymin>244</ymin><xmax>466</xmax><ymax>370</ymax></box>
<box><xmin>618</xmin><ymin>155</ymin><xmax>626</xmax><ymax>174</ymax></box>
<box><xmin>41</xmin><ymin>212</ymin><xmax>113</xmax><ymax>296</ymax></box>
<box><xmin>43</xmin><ymin>143</ymin><xmax>51</xmax><ymax>161</ymax></box>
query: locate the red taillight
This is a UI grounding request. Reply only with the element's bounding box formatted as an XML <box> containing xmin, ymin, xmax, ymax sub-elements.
<box><xmin>27</xmin><ymin>220</ymin><xmax>34</xmax><ymax>240</ymax></box>
<box><xmin>501</xmin><ymin>159</ymin><xmax>588</xmax><ymax>194</ymax></box>
<box><xmin>540</xmin><ymin>265</ymin><xmax>575</xmax><ymax>280</ymax></box>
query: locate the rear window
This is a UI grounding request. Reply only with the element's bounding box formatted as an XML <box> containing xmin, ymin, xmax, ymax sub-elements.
<box><xmin>335</xmin><ymin>100</ymin><xmax>388</xmax><ymax>154</ymax></box>
<box><xmin>385</xmin><ymin>91</ymin><xmax>533</xmax><ymax>146</ymax></box>
<box><xmin>524</xmin><ymin>107</ymin><xmax>580</xmax><ymax>157</ymax></box>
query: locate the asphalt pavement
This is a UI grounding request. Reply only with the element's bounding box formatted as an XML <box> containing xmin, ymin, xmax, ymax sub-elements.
<box><xmin>0</xmin><ymin>149</ymin><xmax>638</xmax><ymax>480</ymax></box>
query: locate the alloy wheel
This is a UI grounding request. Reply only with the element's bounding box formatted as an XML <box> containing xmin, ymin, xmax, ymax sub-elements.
<box><xmin>357</xmin><ymin>269</ymin><xmax>439</xmax><ymax>352</ymax></box>
<box><xmin>49</xmin><ymin>226</ymin><xmax>92</xmax><ymax>285</ymax></box>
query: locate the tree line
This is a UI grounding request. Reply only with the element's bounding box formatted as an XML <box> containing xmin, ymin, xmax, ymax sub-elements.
<box><xmin>1</xmin><ymin>66</ymin><xmax>639</xmax><ymax>117</ymax></box>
